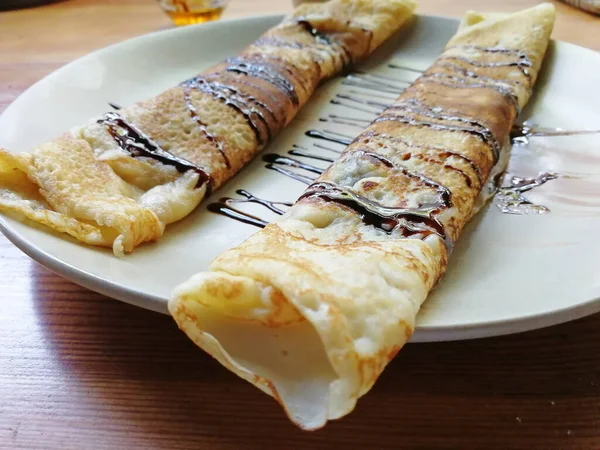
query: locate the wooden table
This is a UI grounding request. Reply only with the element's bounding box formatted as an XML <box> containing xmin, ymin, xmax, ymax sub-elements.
<box><xmin>0</xmin><ymin>1</ymin><xmax>598</xmax><ymax>448</ymax></box>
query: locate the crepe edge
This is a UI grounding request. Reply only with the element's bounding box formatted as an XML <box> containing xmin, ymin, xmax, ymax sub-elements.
<box><xmin>168</xmin><ymin>259</ymin><xmax>424</xmax><ymax>431</ymax></box>
<box><xmin>0</xmin><ymin>134</ymin><xmax>205</xmax><ymax>256</ymax></box>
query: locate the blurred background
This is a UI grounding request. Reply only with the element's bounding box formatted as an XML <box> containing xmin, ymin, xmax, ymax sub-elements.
<box><xmin>0</xmin><ymin>0</ymin><xmax>597</xmax><ymax>19</ymax></box>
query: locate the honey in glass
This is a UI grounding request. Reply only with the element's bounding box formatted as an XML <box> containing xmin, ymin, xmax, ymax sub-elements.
<box><xmin>158</xmin><ymin>0</ymin><xmax>228</xmax><ymax>26</ymax></box>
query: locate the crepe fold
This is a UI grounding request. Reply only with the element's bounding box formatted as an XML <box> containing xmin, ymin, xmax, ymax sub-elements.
<box><xmin>0</xmin><ymin>0</ymin><xmax>416</xmax><ymax>256</ymax></box>
<box><xmin>169</xmin><ymin>4</ymin><xmax>556</xmax><ymax>430</ymax></box>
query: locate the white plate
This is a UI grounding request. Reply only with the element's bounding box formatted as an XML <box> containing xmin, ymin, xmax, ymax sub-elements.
<box><xmin>1</xmin><ymin>14</ymin><xmax>600</xmax><ymax>342</ymax></box>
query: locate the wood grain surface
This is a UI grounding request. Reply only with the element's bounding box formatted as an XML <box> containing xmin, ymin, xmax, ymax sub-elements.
<box><xmin>0</xmin><ymin>1</ymin><xmax>599</xmax><ymax>449</ymax></box>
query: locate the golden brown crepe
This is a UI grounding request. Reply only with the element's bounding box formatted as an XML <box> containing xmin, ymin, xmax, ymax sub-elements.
<box><xmin>169</xmin><ymin>4</ymin><xmax>556</xmax><ymax>430</ymax></box>
<box><xmin>0</xmin><ymin>0</ymin><xmax>416</xmax><ymax>255</ymax></box>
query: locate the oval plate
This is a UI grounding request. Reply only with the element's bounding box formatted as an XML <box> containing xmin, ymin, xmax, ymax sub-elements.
<box><xmin>1</xmin><ymin>14</ymin><xmax>600</xmax><ymax>342</ymax></box>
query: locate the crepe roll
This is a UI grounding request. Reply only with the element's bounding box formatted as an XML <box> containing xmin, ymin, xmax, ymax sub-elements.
<box><xmin>0</xmin><ymin>0</ymin><xmax>416</xmax><ymax>255</ymax></box>
<box><xmin>169</xmin><ymin>4</ymin><xmax>556</xmax><ymax>429</ymax></box>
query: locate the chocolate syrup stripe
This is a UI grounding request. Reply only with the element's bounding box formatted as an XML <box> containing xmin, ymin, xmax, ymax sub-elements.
<box><xmin>355</xmin><ymin>131</ymin><xmax>481</xmax><ymax>178</ymax></box>
<box><xmin>176</xmin><ymin>25</ymin><xmax>398</xmax><ymax>164</ymax></box>
<box><xmin>207</xmin><ymin>203</ymin><xmax>269</xmax><ymax>228</ymax></box>
<box><xmin>226</xmin><ymin>57</ymin><xmax>300</xmax><ymax>107</ymax></box>
<box><xmin>320</xmin><ymin>114</ymin><xmax>371</xmax><ymax>129</ymax></box>
<box><xmin>312</xmin><ymin>142</ymin><xmax>345</xmax><ymax>154</ymax></box>
<box><xmin>296</xmin><ymin>20</ymin><xmax>353</xmax><ymax>69</ymax></box>
<box><xmin>346</xmin><ymin>89</ymin><xmax>398</xmax><ymax>100</ymax></box>
<box><xmin>374</xmin><ymin>114</ymin><xmax>501</xmax><ymax>164</ymax></box>
<box><xmin>254</xmin><ymin>53</ymin><xmax>314</xmax><ymax>94</ymax></box>
<box><xmin>305</xmin><ymin>129</ymin><xmax>354</xmax><ymax>146</ymax></box>
<box><xmin>335</xmin><ymin>93</ymin><xmax>391</xmax><ymax>110</ymax></box>
<box><xmin>342</xmin><ymin>73</ymin><xmax>409</xmax><ymax>94</ymax></box>
<box><xmin>352</xmin><ymin>132</ymin><xmax>480</xmax><ymax>188</ymax></box>
<box><xmin>320</xmin><ymin>97</ymin><xmax>486</xmax><ymax>189</ymax></box>
<box><xmin>348</xmin><ymin>149</ymin><xmax>452</xmax><ymax>207</ymax></box>
<box><xmin>208</xmin><ymin>189</ymin><xmax>293</xmax><ymax>228</ymax></box>
<box><xmin>419</xmin><ymin>74</ymin><xmax>520</xmax><ymax>113</ymax></box>
<box><xmin>224</xmin><ymin>17</ymin><xmax>379</xmax><ymax>118</ymax></box>
<box><xmin>442</xmin><ymin>55</ymin><xmax>531</xmax><ymax>81</ymax></box>
<box><xmin>324</xmin><ymin>82</ymin><xmax>510</xmax><ymax>177</ymax></box>
<box><xmin>262</xmin><ymin>154</ymin><xmax>324</xmax><ymax>176</ymax></box>
<box><xmin>388</xmin><ymin>63</ymin><xmax>426</xmax><ymax>73</ymax></box>
<box><xmin>449</xmin><ymin>45</ymin><xmax>530</xmax><ymax>58</ymax></box>
<box><xmin>217</xmin><ymin>72</ymin><xmax>288</xmax><ymax>126</ymax></box>
<box><xmin>384</xmin><ymin>99</ymin><xmax>502</xmax><ymax>163</ymax></box>
<box><xmin>263</xmin><ymin>165</ymin><xmax>315</xmax><ymax>185</ymax></box>
<box><xmin>329</xmin><ymin>99</ymin><xmax>384</xmax><ymax>115</ymax></box>
<box><xmin>99</xmin><ymin>112</ymin><xmax>212</xmax><ymax>192</ymax></box>
<box><xmin>251</xmin><ymin>35</ymin><xmax>331</xmax><ymax>94</ymax></box>
<box><xmin>439</xmin><ymin>45</ymin><xmax>533</xmax><ymax>82</ymax></box>
<box><xmin>288</xmin><ymin>147</ymin><xmax>337</xmax><ymax>163</ymax></box>
<box><xmin>266</xmin><ymin>146</ymin><xmax>453</xmax><ymax>209</ymax></box>
<box><xmin>182</xmin><ymin>77</ymin><xmax>271</xmax><ymax>147</ymax></box>
<box><xmin>320</xmin><ymin>116</ymin><xmax>368</xmax><ymax>129</ymax></box>
<box><xmin>182</xmin><ymin>87</ymin><xmax>230</xmax><ymax>169</ymax></box>
<box><xmin>299</xmin><ymin>181</ymin><xmax>453</xmax><ymax>253</ymax></box>
<box><xmin>435</xmin><ymin>61</ymin><xmax>525</xmax><ymax>87</ymax></box>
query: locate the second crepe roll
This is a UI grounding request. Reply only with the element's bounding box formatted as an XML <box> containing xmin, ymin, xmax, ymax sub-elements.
<box><xmin>169</xmin><ymin>3</ymin><xmax>556</xmax><ymax>430</ymax></box>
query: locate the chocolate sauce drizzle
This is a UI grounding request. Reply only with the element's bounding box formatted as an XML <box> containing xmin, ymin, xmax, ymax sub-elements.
<box><xmin>375</xmin><ymin>113</ymin><xmax>502</xmax><ymax>163</ymax></box>
<box><xmin>182</xmin><ymin>77</ymin><xmax>271</xmax><ymax>147</ymax></box>
<box><xmin>219</xmin><ymin>72</ymin><xmax>287</xmax><ymax>126</ymax></box>
<box><xmin>226</xmin><ymin>57</ymin><xmax>300</xmax><ymax>107</ymax></box>
<box><xmin>419</xmin><ymin>74</ymin><xmax>521</xmax><ymax>113</ymax></box>
<box><xmin>304</xmin><ymin>129</ymin><xmax>354</xmax><ymax>146</ymax></box>
<box><xmin>354</xmin><ymin>131</ymin><xmax>483</xmax><ymax>186</ymax></box>
<box><xmin>312</xmin><ymin>142</ymin><xmax>344</xmax><ymax>154</ymax></box>
<box><xmin>263</xmin><ymin>154</ymin><xmax>324</xmax><ymax>177</ymax></box>
<box><xmin>296</xmin><ymin>19</ymin><xmax>352</xmax><ymax>68</ymax></box>
<box><xmin>388</xmin><ymin>63</ymin><xmax>426</xmax><ymax>73</ymax></box>
<box><xmin>331</xmin><ymin>93</ymin><xmax>391</xmax><ymax>111</ymax></box>
<box><xmin>204</xmin><ymin>48</ymin><xmax>567</xmax><ymax>246</ymax></box>
<box><xmin>346</xmin><ymin>89</ymin><xmax>398</xmax><ymax>100</ymax></box>
<box><xmin>299</xmin><ymin>181</ymin><xmax>453</xmax><ymax>252</ymax></box>
<box><xmin>384</xmin><ymin>98</ymin><xmax>502</xmax><ymax>162</ymax></box>
<box><xmin>436</xmin><ymin>61</ymin><xmax>525</xmax><ymax>87</ymax></box>
<box><xmin>319</xmin><ymin>114</ymin><xmax>371</xmax><ymax>128</ymax></box>
<box><xmin>182</xmin><ymin>87</ymin><xmax>230</xmax><ymax>168</ymax></box>
<box><xmin>441</xmin><ymin>55</ymin><xmax>532</xmax><ymax>81</ymax></box>
<box><xmin>99</xmin><ymin>112</ymin><xmax>212</xmax><ymax>191</ymax></box>
<box><xmin>329</xmin><ymin>99</ymin><xmax>383</xmax><ymax>115</ymax></box>
<box><xmin>453</xmin><ymin>45</ymin><xmax>530</xmax><ymax>56</ymax></box>
<box><xmin>288</xmin><ymin>145</ymin><xmax>337</xmax><ymax>163</ymax></box>
<box><xmin>208</xmin><ymin>189</ymin><xmax>292</xmax><ymax>228</ymax></box>
<box><xmin>444</xmin><ymin>45</ymin><xmax>533</xmax><ymax>80</ymax></box>
<box><xmin>349</xmin><ymin>149</ymin><xmax>452</xmax><ymax>207</ymax></box>
<box><xmin>342</xmin><ymin>73</ymin><xmax>409</xmax><ymax>94</ymax></box>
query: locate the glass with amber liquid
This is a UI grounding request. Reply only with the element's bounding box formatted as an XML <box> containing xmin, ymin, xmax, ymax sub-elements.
<box><xmin>158</xmin><ymin>0</ymin><xmax>228</xmax><ymax>26</ymax></box>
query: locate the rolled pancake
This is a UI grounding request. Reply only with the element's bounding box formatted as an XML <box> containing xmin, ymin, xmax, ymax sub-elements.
<box><xmin>0</xmin><ymin>0</ymin><xmax>416</xmax><ymax>256</ymax></box>
<box><xmin>169</xmin><ymin>4</ymin><xmax>556</xmax><ymax>430</ymax></box>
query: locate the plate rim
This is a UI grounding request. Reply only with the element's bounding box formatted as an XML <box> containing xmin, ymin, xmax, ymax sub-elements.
<box><xmin>1</xmin><ymin>13</ymin><xmax>599</xmax><ymax>341</ymax></box>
